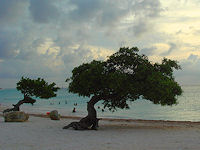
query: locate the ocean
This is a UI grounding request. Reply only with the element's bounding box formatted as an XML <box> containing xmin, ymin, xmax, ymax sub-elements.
<box><xmin>0</xmin><ymin>85</ymin><xmax>200</xmax><ymax>122</ymax></box>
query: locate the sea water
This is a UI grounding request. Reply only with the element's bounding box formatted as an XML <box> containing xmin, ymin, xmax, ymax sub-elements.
<box><xmin>0</xmin><ymin>85</ymin><xmax>200</xmax><ymax>121</ymax></box>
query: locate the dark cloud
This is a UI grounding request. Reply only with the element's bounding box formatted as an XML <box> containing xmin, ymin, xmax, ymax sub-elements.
<box><xmin>0</xmin><ymin>30</ymin><xmax>20</xmax><ymax>59</ymax></box>
<box><xmin>97</xmin><ymin>1</ymin><xmax>129</xmax><ymax>27</ymax></box>
<box><xmin>69</xmin><ymin>0</ymin><xmax>162</xmax><ymax>24</ymax></box>
<box><xmin>0</xmin><ymin>52</ymin><xmax>63</xmax><ymax>79</ymax></box>
<box><xmin>133</xmin><ymin>0</ymin><xmax>162</xmax><ymax>18</ymax></box>
<box><xmin>69</xmin><ymin>0</ymin><xmax>163</xmax><ymax>38</ymax></box>
<box><xmin>62</xmin><ymin>45</ymin><xmax>93</xmax><ymax>66</ymax></box>
<box><xmin>69</xmin><ymin>0</ymin><xmax>102</xmax><ymax>21</ymax></box>
<box><xmin>130</xmin><ymin>0</ymin><xmax>162</xmax><ymax>36</ymax></box>
<box><xmin>160</xmin><ymin>43</ymin><xmax>177</xmax><ymax>56</ymax></box>
<box><xmin>29</xmin><ymin>0</ymin><xmax>60</xmax><ymax>23</ymax></box>
<box><xmin>140</xmin><ymin>46</ymin><xmax>156</xmax><ymax>56</ymax></box>
<box><xmin>69</xmin><ymin>0</ymin><xmax>129</xmax><ymax>28</ymax></box>
<box><xmin>0</xmin><ymin>0</ymin><xmax>27</xmax><ymax>25</ymax></box>
<box><xmin>132</xmin><ymin>20</ymin><xmax>150</xmax><ymax>37</ymax></box>
<box><xmin>0</xmin><ymin>0</ymin><xmax>165</xmax><ymax>88</ymax></box>
<box><xmin>0</xmin><ymin>28</ymin><xmax>40</xmax><ymax>60</ymax></box>
<box><xmin>187</xmin><ymin>54</ymin><xmax>199</xmax><ymax>61</ymax></box>
<box><xmin>175</xmin><ymin>54</ymin><xmax>200</xmax><ymax>85</ymax></box>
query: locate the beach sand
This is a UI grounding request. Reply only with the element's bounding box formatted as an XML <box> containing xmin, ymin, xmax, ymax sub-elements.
<box><xmin>1</xmin><ymin>108</ymin><xmax>200</xmax><ymax>150</ymax></box>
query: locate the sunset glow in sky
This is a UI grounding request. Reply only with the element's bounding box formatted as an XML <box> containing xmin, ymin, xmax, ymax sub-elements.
<box><xmin>0</xmin><ymin>0</ymin><xmax>200</xmax><ymax>88</ymax></box>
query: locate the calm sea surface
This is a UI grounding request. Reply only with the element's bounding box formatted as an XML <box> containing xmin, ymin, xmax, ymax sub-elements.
<box><xmin>0</xmin><ymin>85</ymin><xmax>200</xmax><ymax>121</ymax></box>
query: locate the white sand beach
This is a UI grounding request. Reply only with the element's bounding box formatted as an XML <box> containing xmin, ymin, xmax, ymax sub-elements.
<box><xmin>1</xmin><ymin>110</ymin><xmax>200</xmax><ymax>150</ymax></box>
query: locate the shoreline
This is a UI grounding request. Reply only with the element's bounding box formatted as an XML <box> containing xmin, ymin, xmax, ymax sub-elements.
<box><xmin>29</xmin><ymin>113</ymin><xmax>200</xmax><ymax>124</ymax></box>
<box><xmin>1</xmin><ymin>111</ymin><xmax>200</xmax><ymax>129</ymax></box>
<box><xmin>1</xmin><ymin>105</ymin><xmax>200</xmax><ymax>127</ymax></box>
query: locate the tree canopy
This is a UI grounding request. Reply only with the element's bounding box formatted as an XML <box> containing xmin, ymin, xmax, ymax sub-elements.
<box><xmin>17</xmin><ymin>77</ymin><xmax>60</xmax><ymax>99</ymax></box>
<box><xmin>3</xmin><ymin>77</ymin><xmax>60</xmax><ymax>113</ymax></box>
<box><xmin>67</xmin><ymin>47</ymin><xmax>182</xmax><ymax>111</ymax></box>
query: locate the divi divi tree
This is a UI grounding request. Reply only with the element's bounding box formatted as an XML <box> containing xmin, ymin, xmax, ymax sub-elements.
<box><xmin>3</xmin><ymin>77</ymin><xmax>59</xmax><ymax>113</ymax></box>
<box><xmin>63</xmin><ymin>47</ymin><xmax>182</xmax><ymax>130</ymax></box>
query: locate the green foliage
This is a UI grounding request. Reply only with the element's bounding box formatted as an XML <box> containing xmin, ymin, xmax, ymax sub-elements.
<box><xmin>17</xmin><ymin>77</ymin><xmax>60</xmax><ymax>99</ymax></box>
<box><xmin>67</xmin><ymin>47</ymin><xmax>182</xmax><ymax>111</ymax></box>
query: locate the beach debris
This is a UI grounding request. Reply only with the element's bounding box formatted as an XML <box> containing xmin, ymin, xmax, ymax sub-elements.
<box><xmin>49</xmin><ymin>110</ymin><xmax>60</xmax><ymax>120</ymax></box>
<box><xmin>4</xmin><ymin>111</ymin><xmax>29</xmax><ymax>122</ymax></box>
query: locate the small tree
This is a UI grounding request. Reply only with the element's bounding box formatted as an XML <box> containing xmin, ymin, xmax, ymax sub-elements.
<box><xmin>3</xmin><ymin>77</ymin><xmax>59</xmax><ymax>113</ymax></box>
<box><xmin>63</xmin><ymin>47</ymin><xmax>182</xmax><ymax>130</ymax></box>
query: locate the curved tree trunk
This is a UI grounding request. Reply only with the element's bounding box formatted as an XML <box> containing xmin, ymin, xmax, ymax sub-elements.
<box><xmin>3</xmin><ymin>96</ymin><xmax>36</xmax><ymax>113</ymax></box>
<box><xmin>63</xmin><ymin>95</ymin><xmax>101</xmax><ymax>130</ymax></box>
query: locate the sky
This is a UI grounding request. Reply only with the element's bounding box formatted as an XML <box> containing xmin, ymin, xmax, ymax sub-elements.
<box><xmin>0</xmin><ymin>0</ymin><xmax>200</xmax><ymax>88</ymax></box>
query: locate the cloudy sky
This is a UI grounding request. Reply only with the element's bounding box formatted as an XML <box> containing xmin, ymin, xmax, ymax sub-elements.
<box><xmin>0</xmin><ymin>0</ymin><xmax>200</xmax><ymax>88</ymax></box>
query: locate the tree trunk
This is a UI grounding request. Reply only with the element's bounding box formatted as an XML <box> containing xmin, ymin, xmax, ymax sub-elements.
<box><xmin>63</xmin><ymin>95</ymin><xmax>101</xmax><ymax>130</ymax></box>
<box><xmin>3</xmin><ymin>96</ymin><xmax>36</xmax><ymax>113</ymax></box>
